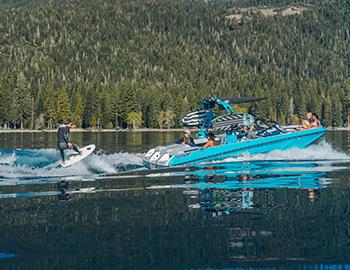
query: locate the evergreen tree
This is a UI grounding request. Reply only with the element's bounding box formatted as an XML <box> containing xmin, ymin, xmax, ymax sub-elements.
<box><xmin>294</xmin><ymin>84</ymin><xmax>307</xmax><ymax>118</ymax></box>
<box><xmin>331</xmin><ymin>94</ymin><xmax>342</xmax><ymax>127</ymax></box>
<box><xmin>322</xmin><ymin>98</ymin><xmax>332</xmax><ymax>127</ymax></box>
<box><xmin>100</xmin><ymin>90</ymin><xmax>113</xmax><ymax>128</ymax></box>
<box><xmin>56</xmin><ymin>88</ymin><xmax>71</xmax><ymax>124</ymax></box>
<box><xmin>0</xmin><ymin>73</ymin><xmax>13</xmax><ymax>128</ymax></box>
<box><xmin>44</xmin><ymin>85</ymin><xmax>56</xmax><ymax>129</ymax></box>
<box><xmin>83</xmin><ymin>88</ymin><xmax>95</xmax><ymax>128</ymax></box>
<box><xmin>72</xmin><ymin>92</ymin><xmax>84</xmax><ymax>127</ymax></box>
<box><xmin>111</xmin><ymin>89</ymin><xmax>122</xmax><ymax>129</ymax></box>
<box><xmin>10</xmin><ymin>72</ymin><xmax>31</xmax><ymax>129</ymax></box>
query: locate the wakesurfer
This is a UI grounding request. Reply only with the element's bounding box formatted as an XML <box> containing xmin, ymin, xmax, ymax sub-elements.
<box><xmin>57</xmin><ymin>119</ymin><xmax>82</xmax><ymax>165</ymax></box>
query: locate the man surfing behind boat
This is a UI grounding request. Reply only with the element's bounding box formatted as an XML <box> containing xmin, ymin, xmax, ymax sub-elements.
<box><xmin>57</xmin><ymin>119</ymin><xmax>82</xmax><ymax>166</ymax></box>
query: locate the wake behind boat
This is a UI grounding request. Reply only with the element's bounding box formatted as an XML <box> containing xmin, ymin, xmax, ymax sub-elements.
<box><xmin>143</xmin><ymin>97</ymin><xmax>326</xmax><ymax>168</ymax></box>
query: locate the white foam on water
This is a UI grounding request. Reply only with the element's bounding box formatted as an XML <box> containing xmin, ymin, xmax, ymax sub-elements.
<box><xmin>84</xmin><ymin>152</ymin><xmax>144</xmax><ymax>173</ymax></box>
<box><xmin>0</xmin><ymin>142</ymin><xmax>348</xmax><ymax>185</ymax></box>
<box><xmin>0</xmin><ymin>149</ymin><xmax>144</xmax><ymax>182</ymax></box>
<box><xmin>216</xmin><ymin>142</ymin><xmax>350</xmax><ymax>163</ymax></box>
<box><xmin>0</xmin><ymin>152</ymin><xmax>16</xmax><ymax>165</ymax></box>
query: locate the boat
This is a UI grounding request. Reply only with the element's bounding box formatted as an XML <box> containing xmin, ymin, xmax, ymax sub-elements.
<box><xmin>143</xmin><ymin>97</ymin><xmax>326</xmax><ymax>168</ymax></box>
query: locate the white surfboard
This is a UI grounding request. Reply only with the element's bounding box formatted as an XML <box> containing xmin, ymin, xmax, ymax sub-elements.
<box><xmin>61</xmin><ymin>144</ymin><xmax>95</xmax><ymax>168</ymax></box>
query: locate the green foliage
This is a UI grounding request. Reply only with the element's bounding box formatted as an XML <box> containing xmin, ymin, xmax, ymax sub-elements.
<box><xmin>157</xmin><ymin>110</ymin><xmax>175</xmax><ymax>129</ymax></box>
<box><xmin>56</xmin><ymin>88</ymin><xmax>71</xmax><ymax>124</ymax></box>
<box><xmin>0</xmin><ymin>73</ymin><xmax>13</xmax><ymax>127</ymax></box>
<box><xmin>322</xmin><ymin>98</ymin><xmax>332</xmax><ymax>127</ymax></box>
<box><xmin>71</xmin><ymin>91</ymin><xmax>84</xmax><ymax>127</ymax></box>
<box><xmin>0</xmin><ymin>0</ymin><xmax>349</xmax><ymax>128</ymax></box>
<box><xmin>10</xmin><ymin>72</ymin><xmax>32</xmax><ymax>129</ymax></box>
<box><xmin>127</xmin><ymin>111</ymin><xmax>142</xmax><ymax>130</ymax></box>
<box><xmin>44</xmin><ymin>85</ymin><xmax>55</xmax><ymax>128</ymax></box>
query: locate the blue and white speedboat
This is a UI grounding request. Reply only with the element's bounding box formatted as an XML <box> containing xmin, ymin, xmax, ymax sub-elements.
<box><xmin>143</xmin><ymin>97</ymin><xmax>326</xmax><ymax>168</ymax></box>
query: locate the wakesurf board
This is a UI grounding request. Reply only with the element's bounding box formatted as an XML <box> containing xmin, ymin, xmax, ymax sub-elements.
<box><xmin>60</xmin><ymin>144</ymin><xmax>95</xmax><ymax>168</ymax></box>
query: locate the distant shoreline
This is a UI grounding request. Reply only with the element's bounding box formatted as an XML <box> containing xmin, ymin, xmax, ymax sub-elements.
<box><xmin>326</xmin><ymin>127</ymin><xmax>350</xmax><ymax>131</ymax></box>
<box><xmin>0</xmin><ymin>128</ymin><xmax>189</xmax><ymax>133</ymax></box>
<box><xmin>0</xmin><ymin>127</ymin><xmax>347</xmax><ymax>133</ymax></box>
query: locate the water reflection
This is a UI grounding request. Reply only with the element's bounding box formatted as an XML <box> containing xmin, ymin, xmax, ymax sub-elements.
<box><xmin>147</xmin><ymin>161</ymin><xmax>344</xmax><ymax>217</ymax></box>
<box><xmin>0</xmin><ymin>252</ymin><xmax>16</xmax><ymax>260</ymax></box>
<box><xmin>57</xmin><ymin>180</ymin><xmax>71</xmax><ymax>201</ymax></box>
<box><xmin>0</xmin><ymin>161</ymin><xmax>349</xmax><ymax>269</ymax></box>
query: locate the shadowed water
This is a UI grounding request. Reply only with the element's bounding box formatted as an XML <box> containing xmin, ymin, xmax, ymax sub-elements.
<box><xmin>0</xmin><ymin>131</ymin><xmax>350</xmax><ymax>269</ymax></box>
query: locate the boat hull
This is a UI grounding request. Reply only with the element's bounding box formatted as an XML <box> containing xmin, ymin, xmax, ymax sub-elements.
<box><xmin>144</xmin><ymin>127</ymin><xmax>326</xmax><ymax>168</ymax></box>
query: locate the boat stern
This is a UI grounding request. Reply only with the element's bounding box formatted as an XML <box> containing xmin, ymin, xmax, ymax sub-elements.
<box><xmin>143</xmin><ymin>144</ymin><xmax>190</xmax><ymax>168</ymax></box>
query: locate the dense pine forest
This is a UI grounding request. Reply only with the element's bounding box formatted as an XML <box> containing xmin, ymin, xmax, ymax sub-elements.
<box><xmin>0</xmin><ymin>0</ymin><xmax>349</xmax><ymax>129</ymax></box>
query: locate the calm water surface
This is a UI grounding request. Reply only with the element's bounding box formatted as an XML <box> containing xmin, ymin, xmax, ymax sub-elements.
<box><xmin>0</xmin><ymin>131</ymin><xmax>350</xmax><ymax>269</ymax></box>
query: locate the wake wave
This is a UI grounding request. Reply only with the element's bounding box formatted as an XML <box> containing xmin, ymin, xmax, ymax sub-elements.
<box><xmin>0</xmin><ymin>149</ymin><xmax>144</xmax><ymax>182</ymax></box>
<box><xmin>213</xmin><ymin>142</ymin><xmax>349</xmax><ymax>163</ymax></box>
<box><xmin>0</xmin><ymin>142</ymin><xmax>348</xmax><ymax>185</ymax></box>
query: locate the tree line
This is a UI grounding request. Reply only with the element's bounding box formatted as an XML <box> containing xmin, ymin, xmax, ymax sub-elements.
<box><xmin>0</xmin><ymin>0</ymin><xmax>349</xmax><ymax>129</ymax></box>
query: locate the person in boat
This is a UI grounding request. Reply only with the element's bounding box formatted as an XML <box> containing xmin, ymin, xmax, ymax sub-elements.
<box><xmin>293</xmin><ymin>113</ymin><xmax>316</xmax><ymax>132</ymax></box>
<box><xmin>301</xmin><ymin>116</ymin><xmax>312</xmax><ymax>130</ymax></box>
<box><xmin>237</xmin><ymin>125</ymin><xmax>257</xmax><ymax>141</ymax></box>
<box><xmin>306</xmin><ymin>112</ymin><xmax>313</xmax><ymax>122</ymax></box>
<box><xmin>176</xmin><ymin>129</ymin><xmax>195</xmax><ymax>146</ymax></box>
<box><xmin>310</xmin><ymin>113</ymin><xmax>321</xmax><ymax>127</ymax></box>
<box><xmin>294</xmin><ymin>116</ymin><xmax>312</xmax><ymax>131</ymax></box>
<box><xmin>203</xmin><ymin>132</ymin><xmax>216</xmax><ymax>148</ymax></box>
<box><xmin>246</xmin><ymin>125</ymin><xmax>258</xmax><ymax>140</ymax></box>
<box><xmin>57</xmin><ymin>119</ymin><xmax>82</xmax><ymax>165</ymax></box>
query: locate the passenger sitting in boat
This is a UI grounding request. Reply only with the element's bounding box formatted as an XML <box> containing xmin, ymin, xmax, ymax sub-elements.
<box><xmin>176</xmin><ymin>129</ymin><xmax>195</xmax><ymax>146</ymax></box>
<box><xmin>246</xmin><ymin>125</ymin><xmax>258</xmax><ymax>140</ymax></box>
<box><xmin>295</xmin><ymin>116</ymin><xmax>312</xmax><ymax>131</ymax></box>
<box><xmin>203</xmin><ymin>132</ymin><xmax>216</xmax><ymax>148</ymax></box>
<box><xmin>237</xmin><ymin>125</ymin><xmax>258</xmax><ymax>141</ymax></box>
<box><xmin>310</xmin><ymin>113</ymin><xmax>321</xmax><ymax>127</ymax></box>
<box><xmin>306</xmin><ymin>112</ymin><xmax>313</xmax><ymax>122</ymax></box>
<box><xmin>301</xmin><ymin>116</ymin><xmax>312</xmax><ymax>130</ymax></box>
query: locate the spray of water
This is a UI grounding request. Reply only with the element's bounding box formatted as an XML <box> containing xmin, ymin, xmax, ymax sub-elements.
<box><xmin>0</xmin><ymin>142</ymin><xmax>348</xmax><ymax>184</ymax></box>
<box><xmin>215</xmin><ymin>142</ymin><xmax>350</xmax><ymax>163</ymax></box>
<box><xmin>0</xmin><ymin>148</ymin><xmax>144</xmax><ymax>181</ymax></box>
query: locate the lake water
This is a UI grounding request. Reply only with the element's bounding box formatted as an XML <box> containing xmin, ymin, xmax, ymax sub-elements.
<box><xmin>0</xmin><ymin>130</ymin><xmax>350</xmax><ymax>269</ymax></box>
